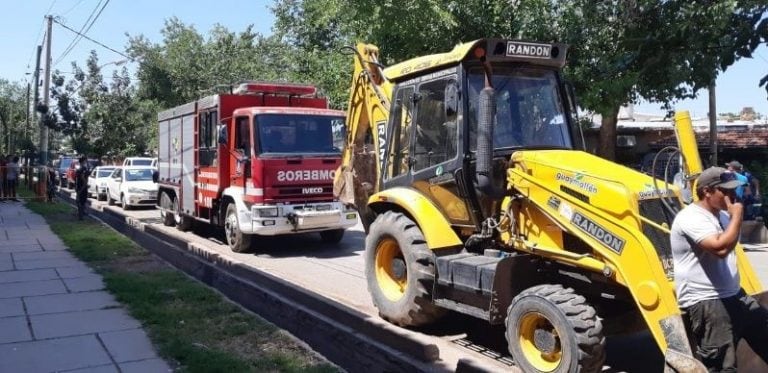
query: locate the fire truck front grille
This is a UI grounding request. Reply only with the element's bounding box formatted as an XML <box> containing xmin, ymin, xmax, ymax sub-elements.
<box><xmin>272</xmin><ymin>185</ymin><xmax>334</xmax><ymax>200</ymax></box>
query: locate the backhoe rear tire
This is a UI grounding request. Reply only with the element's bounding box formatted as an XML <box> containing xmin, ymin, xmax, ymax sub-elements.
<box><xmin>365</xmin><ymin>211</ymin><xmax>445</xmax><ymax>326</ymax></box>
<box><xmin>506</xmin><ymin>284</ymin><xmax>605</xmax><ymax>373</ymax></box>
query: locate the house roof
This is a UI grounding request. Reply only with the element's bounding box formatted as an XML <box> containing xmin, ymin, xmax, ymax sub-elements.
<box><xmin>649</xmin><ymin>128</ymin><xmax>768</xmax><ymax>150</ymax></box>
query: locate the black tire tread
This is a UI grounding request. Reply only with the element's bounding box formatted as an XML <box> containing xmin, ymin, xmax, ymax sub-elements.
<box><xmin>366</xmin><ymin>211</ymin><xmax>445</xmax><ymax>326</ymax></box>
<box><xmin>506</xmin><ymin>284</ymin><xmax>605</xmax><ymax>373</ymax></box>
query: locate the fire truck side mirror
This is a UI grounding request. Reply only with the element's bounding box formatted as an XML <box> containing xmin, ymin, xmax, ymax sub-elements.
<box><xmin>218</xmin><ymin>125</ymin><xmax>228</xmax><ymax>145</ymax></box>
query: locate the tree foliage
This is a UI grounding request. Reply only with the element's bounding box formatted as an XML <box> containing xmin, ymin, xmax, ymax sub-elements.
<box><xmin>0</xmin><ymin>79</ymin><xmax>30</xmax><ymax>156</ymax></box>
<box><xmin>270</xmin><ymin>0</ymin><xmax>768</xmax><ymax>160</ymax></box>
<box><xmin>27</xmin><ymin>1</ymin><xmax>767</xmax><ymax>162</ymax></box>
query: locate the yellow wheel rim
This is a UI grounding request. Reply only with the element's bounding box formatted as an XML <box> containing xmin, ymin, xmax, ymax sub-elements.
<box><xmin>519</xmin><ymin>312</ymin><xmax>562</xmax><ymax>372</ymax></box>
<box><xmin>375</xmin><ymin>238</ymin><xmax>407</xmax><ymax>301</ymax></box>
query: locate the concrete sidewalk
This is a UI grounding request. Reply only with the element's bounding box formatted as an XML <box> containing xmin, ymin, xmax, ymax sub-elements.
<box><xmin>0</xmin><ymin>201</ymin><xmax>171</xmax><ymax>373</ymax></box>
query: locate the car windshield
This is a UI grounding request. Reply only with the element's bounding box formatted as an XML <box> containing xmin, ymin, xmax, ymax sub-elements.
<box><xmin>97</xmin><ymin>169</ymin><xmax>114</xmax><ymax>177</ymax></box>
<box><xmin>467</xmin><ymin>67</ymin><xmax>572</xmax><ymax>150</ymax></box>
<box><xmin>59</xmin><ymin>158</ymin><xmax>73</xmax><ymax>169</ymax></box>
<box><xmin>124</xmin><ymin>169</ymin><xmax>154</xmax><ymax>181</ymax></box>
<box><xmin>130</xmin><ymin>159</ymin><xmax>153</xmax><ymax>166</ymax></box>
<box><xmin>255</xmin><ymin>114</ymin><xmax>343</xmax><ymax>154</ymax></box>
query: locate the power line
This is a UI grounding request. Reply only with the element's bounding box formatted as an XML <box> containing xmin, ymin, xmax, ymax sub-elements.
<box><xmin>53</xmin><ymin>18</ymin><xmax>131</xmax><ymax>60</ymax></box>
<box><xmin>60</xmin><ymin>0</ymin><xmax>85</xmax><ymax>17</ymax></box>
<box><xmin>54</xmin><ymin>0</ymin><xmax>107</xmax><ymax>66</ymax></box>
<box><xmin>24</xmin><ymin>17</ymin><xmax>47</xmax><ymax>73</ymax></box>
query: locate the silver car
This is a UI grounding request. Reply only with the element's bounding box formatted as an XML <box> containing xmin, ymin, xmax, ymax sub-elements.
<box><xmin>88</xmin><ymin>166</ymin><xmax>116</xmax><ymax>201</ymax></box>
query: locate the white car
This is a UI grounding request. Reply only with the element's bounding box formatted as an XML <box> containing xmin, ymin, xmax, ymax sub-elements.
<box><xmin>88</xmin><ymin>166</ymin><xmax>116</xmax><ymax>201</ymax></box>
<box><xmin>122</xmin><ymin>157</ymin><xmax>156</xmax><ymax>167</ymax></box>
<box><xmin>105</xmin><ymin>166</ymin><xmax>158</xmax><ymax>209</ymax></box>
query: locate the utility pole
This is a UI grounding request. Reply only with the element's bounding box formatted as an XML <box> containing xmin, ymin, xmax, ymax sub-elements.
<box><xmin>708</xmin><ymin>80</ymin><xmax>717</xmax><ymax>167</ymax></box>
<box><xmin>25</xmin><ymin>83</ymin><xmax>30</xmax><ymax>139</ymax></box>
<box><xmin>39</xmin><ymin>15</ymin><xmax>52</xmax><ymax>165</ymax></box>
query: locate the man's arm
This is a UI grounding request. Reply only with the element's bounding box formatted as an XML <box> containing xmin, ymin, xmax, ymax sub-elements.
<box><xmin>697</xmin><ymin>199</ymin><xmax>743</xmax><ymax>258</ymax></box>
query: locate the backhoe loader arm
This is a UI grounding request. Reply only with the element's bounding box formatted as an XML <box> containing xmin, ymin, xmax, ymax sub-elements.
<box><xmin>334</xmin><ymin>43</ymin><xmax>394</xmax><ymax>229</ymax></box>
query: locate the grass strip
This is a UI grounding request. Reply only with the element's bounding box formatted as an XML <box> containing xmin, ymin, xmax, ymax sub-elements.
<box><xmin>21</xmin><ymin>189</ymin><xmax>337</xmax><ymax>373</ymax></box>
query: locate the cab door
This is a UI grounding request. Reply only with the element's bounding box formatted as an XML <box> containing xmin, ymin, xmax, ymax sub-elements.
<box><xmin>230</xmin><ymin>115</ymin><xmax>252</xmax><ymax>187</ymax></box>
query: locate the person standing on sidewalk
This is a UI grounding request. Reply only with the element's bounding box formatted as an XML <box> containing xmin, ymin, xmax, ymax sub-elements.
<box><xmin>670</xmin><ymin>167</ymin><xmax>768</xmax><ymax>370</ymax></box>
<box><xmin>5</xmin><ymin>156</ymin><xmax>19</xmax><ymax>202</ymax></box>
<box><xmin>75</xmin><ymin>155</ymin><xmax>90</xmax><ymax>219</ymax></box>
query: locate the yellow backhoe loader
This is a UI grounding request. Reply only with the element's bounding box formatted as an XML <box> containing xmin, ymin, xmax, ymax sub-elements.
<box><xmin>334</xmin><ymin>39</ymin><xmax>765</xmax><ymax>372</ymax></box>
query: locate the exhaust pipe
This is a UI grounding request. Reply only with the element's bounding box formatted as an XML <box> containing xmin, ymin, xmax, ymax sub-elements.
<box><xmin>476</xmin><ymin>86</ymin><xmax>505</xmax><ymax>199</ymax></box>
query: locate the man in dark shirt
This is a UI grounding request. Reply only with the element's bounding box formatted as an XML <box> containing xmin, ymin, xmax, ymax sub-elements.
<box><xmin>75</xmin><ymin>156</ymin><xmax>90</xmax><ymax>220</ymax></box>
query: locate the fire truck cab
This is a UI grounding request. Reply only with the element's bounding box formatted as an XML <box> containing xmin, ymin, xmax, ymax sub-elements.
<box><xmin>157</xmin><ymin>81</ymin><xmax>358</xmax><ymax>252</ymax></box>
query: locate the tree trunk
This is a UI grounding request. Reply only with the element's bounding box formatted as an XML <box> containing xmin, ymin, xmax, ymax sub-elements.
<box><xmin>598</xmin><ymin>106</ymin><xmax>620</xmax><ymax>161</ymax></box>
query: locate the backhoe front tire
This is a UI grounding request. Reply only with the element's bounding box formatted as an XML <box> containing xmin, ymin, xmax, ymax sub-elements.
<box><xmin>506</xmin><ymin>284</ymin><xmax>605</xmax><ymax>373</ymax></box>
<box><xmin>365</xmin><ymin>211</ymin><xmax>445</xmax><ymax>326</ymax></box>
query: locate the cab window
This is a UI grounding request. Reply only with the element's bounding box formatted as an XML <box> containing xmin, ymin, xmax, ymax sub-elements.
<box><xmin>413</xmin><ymin>78</ymin><xmax>457</xmax><ymax>172</ymax></box>
<box><xmin>386</xmin><ymin>86</ymin><xmax>414</xmax><ymax>179</ymax></box>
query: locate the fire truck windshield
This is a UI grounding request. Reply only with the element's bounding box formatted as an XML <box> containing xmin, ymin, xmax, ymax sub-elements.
<box><xmin>467</xmin><ymin>67</ymin><xmax>572</xmax><ymax>151</ymax></box>
<box><xmin>255</xmin><ymin>114</ymin><xmax>344</xmax><ymax>155</ymax></box>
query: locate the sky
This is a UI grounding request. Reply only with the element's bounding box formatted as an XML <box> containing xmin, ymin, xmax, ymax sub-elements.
<box><xmin>1</xmin><ymin>1</ymin><xmax>766</xmax><ymax>118</ymax></box>
<box><xmin>2</xmin><ymin>0</ymin><xmax>275</xmax><ymax>88</ymax></box>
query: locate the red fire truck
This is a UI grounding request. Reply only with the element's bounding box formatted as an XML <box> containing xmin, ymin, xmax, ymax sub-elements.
<box><xmin>156</xmin><ymin>81</ymin><xmax>358</xmax><ymax>252</ymax></box>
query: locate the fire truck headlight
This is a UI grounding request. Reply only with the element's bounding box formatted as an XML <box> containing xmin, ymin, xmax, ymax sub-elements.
<box><xmin>253</xmin><ymin>206</ymin><xmax>279</xmax><ymax>218</ymax></box>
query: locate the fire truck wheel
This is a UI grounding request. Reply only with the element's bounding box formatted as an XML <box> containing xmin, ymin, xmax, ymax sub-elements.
<box><xmin>160</xmin><ymin>193</ymin><xmax>175</xmax><ymax>227</ymax></box>
<box><xmin>364</xmin><ymin>211</ymin><xmax>445</xmax><ymax>326</ymax></box>
<box><xmin>225</xmin><ymin>203</ymin><xmax>252</xmax><ymax>253</ymax></box>
<box><xmin>173</xmin><ymin>198</ymin><xmax>193</xmax><ymax>231</ymax></box>
<box><xmin>319</xmin><ymin>229</ymin><xmax>345</xmax><ymax>243</ymax></box>
<box><xmin>506</xmin><ymin>284</ymin><xmax>605</xmax><ymax>373</ymax></box>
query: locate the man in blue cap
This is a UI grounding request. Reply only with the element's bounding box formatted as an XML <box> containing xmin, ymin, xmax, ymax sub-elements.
<box><xmin>670</xmin><ymin>166</ymin><xmax>768</xmax><ymax>370</ymax></box>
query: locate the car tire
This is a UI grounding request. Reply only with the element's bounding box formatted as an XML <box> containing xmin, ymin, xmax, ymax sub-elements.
<box><xmin>160</xmin><ymin>192</ymin><xmax>175</xmax><ymax>227</ymax></box>
<box><xmin>225</xmin><ymin>203</ymin><xmax>252</xmax><ymax>253</ymax></box>
<box><xmin>121</xmin><ymin>194</ymin><xmax>131</xmax><ymax>210</ymax></box>
<box><xmin>173</xmin><ymin>197</ymin><xmax>193</xmax><ymax>231</ymax></box>
<box><xmin>107</xmin><ymin>190</ymin><xmax>115</xmax><ymax>205</ymax></box>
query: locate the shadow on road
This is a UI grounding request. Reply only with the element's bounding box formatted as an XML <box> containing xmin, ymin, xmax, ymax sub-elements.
<box><xmin>183</xmin><ymin>220</ymin><xmax>366</xmax><ymax>259</ymax></box>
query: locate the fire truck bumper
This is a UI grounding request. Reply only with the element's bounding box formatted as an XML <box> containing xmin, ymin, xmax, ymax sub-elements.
<box><xmin>246</xmin><ymin>202</ymin><xmax>358</xmax><ymax>235</ymax></box>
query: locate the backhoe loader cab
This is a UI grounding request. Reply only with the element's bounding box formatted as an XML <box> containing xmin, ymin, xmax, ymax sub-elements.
<box><xmin>337</xmin><ymin>39</ymin><xmax>764</xmax><ymax>372</ymax></box>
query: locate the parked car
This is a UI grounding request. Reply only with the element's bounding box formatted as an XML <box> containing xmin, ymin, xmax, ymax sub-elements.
<box><xmin>105</xmin><ymin>166</ymin><xmax>158</xmax><ymax>209</ymax></box>
<box><xmin>66</xmin><ymin>158</ymin><xmax>101</xmax><ymax>189</ymax></box>
<box><xmin>55</xmin><ymin>156</ymin><xmax>76</xmax><ymax>187</ymax></box>
<box><xmin>88</xmin><ymin>166</ymin><xmax>116</xmax><ymax>201</ymax></box>
<box><xmin>122</xmin><ymin>157</ymin><xmax>155</xmax><ymax>167</ymax></box>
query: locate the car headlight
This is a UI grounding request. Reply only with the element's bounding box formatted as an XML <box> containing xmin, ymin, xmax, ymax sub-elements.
<box><xmin>127</xmin><ymin>187</ymin><xmax>142</xmax><ymax>193</ymax></box>
<box><xmin>253</xmin><ymin>206</ymin><xmax>279</xmax><ymax>218</ymax></box>
<box><xmin>100</xmin><ymin>182</ymin><xmax>107</xmax><ymax>187</ymax></box>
